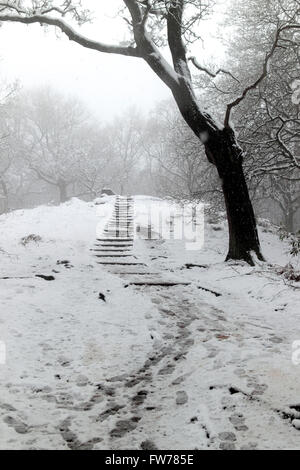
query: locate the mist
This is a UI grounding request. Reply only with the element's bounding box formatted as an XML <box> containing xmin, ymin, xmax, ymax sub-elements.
<box><xmin>0</xmin><ymin>0</ymin><xmax>299</xmax><ymax>453</ymax></box>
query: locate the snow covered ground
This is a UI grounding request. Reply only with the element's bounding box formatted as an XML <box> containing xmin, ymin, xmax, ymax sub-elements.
<box><xmin>0</xmin><ymin>196</ymin><xmax>299</xmax><ymax>450</ymax></box>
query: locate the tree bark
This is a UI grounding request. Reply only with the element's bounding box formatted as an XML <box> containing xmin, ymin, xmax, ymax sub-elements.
<box><xmin>0</xmin><ymin>178</ymin><xmax>9</xmax><ymax>213</ymax></box>
<box><xmin>172</xmin><ymin>86</ymin><xmax>265</xmax><ymax>265</ymax></box>
<box><xmin>285</xmin><ymin>210</ymin><xmax>294</xmax><ymax>233</ymax></box>
<box><xmin>206</xmin><ymin>128</ymin><xmax>264</xmax><ymax>265</ymax></box>
<box><xmin>220</xmin><ymin>160</ymin><xmax>264</xmax><ymax>265</ymax></box>
<box><xmin>58</xmin><ymin>180</ymin><xmax>68</xmax><ymax>203</ymax></box>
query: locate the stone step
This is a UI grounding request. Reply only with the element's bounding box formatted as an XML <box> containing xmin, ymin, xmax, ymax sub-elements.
<box><xmin>97</xmin><ymin>262</ymin><xmax>146</xmax><ymax>266</ymax></box>
<box><xmin>96</xmin><ymin>245</ymin><xmax>133</xmax><ymax>251</ymax></box>
<box><xmin>93</xmin><ymin>248</ymin><xmax>131</xmax><ymax>252</ymax></box>
<box><xmin>108</xmin><ymin>221</ymin><xmax>134</xmax><ymax>225</ymax></box>
<box><xmin>103</xmin><ymin>234</ymin><xmax>134</xmax><ymax>238</ymax></box>
<box><xmin>103</xmin><ymin>229</ymin><xmax>133</xmax><ymax>232</ymax></box>
<box><xmin>104</xmin><ymin>227</ymin><xmax>133</xmax><ymax>231</ymax></box>
<box><xmin>108</xmin><ymin>228</ymin><xmax>133</xmax><ymax>231</ymax></box>
<box><xmin>107</xmin><ymin>226</ymin><xmax>133</xmax><ymax>229</ymax></box>
<box><xmin>103</xmin><ymin>235</ymin><xmax>134</xmax><ymax>238</ymax></box>
<box><xmin>117</xmin><ymin>272</ymin><xmax>160</xmax><ymax>276</ymax></box>
<box><xmin>124</xmin><ymin>281</ymin><xmax>192</xmax><ymax>287</ymax></box>
<box><xmin>96</xmin><ymin>238</ymin><xmax>133</xmax><ymax>242</ymax></box>
<box><xmin>107</xmin><ymin>226</ymin><xmax>134</xmax><ymax>229</ymax></box>
<box><xmin>96</xmin><ymin>241</ymin><xmax>133</xmax><ymax>244</ymax></box>
<box><xmin>94</xmin><ymin>254</ymin><xmax>136</xmax><ymax>258</ymax></box>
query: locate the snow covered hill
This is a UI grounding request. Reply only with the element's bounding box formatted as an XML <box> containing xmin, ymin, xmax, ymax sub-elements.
<box><xmin>0</xmin><ymin>196</ymin><xmax>299</xmax><ymax>450</ymax></box>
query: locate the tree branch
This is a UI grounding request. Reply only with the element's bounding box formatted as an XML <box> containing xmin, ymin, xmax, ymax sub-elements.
<box><xmin>29</xmin><ymin>165</ymin><xmax>57</xmax><ymax>186</ymax></box>
<box><xmin>167</xmin><ymin>0</ymin><xmax>191</xmax><ymax>80</ymax></box>
<box><xmin>123</xmin><ymin>0</ymin><xmax>181</xmax><ymax>91</ymax></box>
<box><xmin>189</xmin><ymin>56</ymin><xmax>240</xmax><ymax>83</ymax></box>
<box><xmin>0</xmin><ymin>14</ymin><xmax>141</xmax><ymax>57</ymax></box>
<box><xmin>224</xmin><ymin>23</ymin><xmax>300</xmax><ymax>128</ymax></box>
<box><xmin>1</xmin><ymin>1</ymin><xmax>219</xmax><ymax>140</ymax></box>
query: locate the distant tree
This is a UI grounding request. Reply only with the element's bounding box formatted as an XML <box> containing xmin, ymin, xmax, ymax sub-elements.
<box><xmin>106</xmin><ymin>108</ymin><xmax>144</xmax><ymax>195</ymax></box>
<box><xmin>75</xmin><ymin>124</ymin><xmax>118</xmax><ymax>199</ymax></box>
<box><xmin>145</xmin><ymin>102</ymin><xmax>222</xmax><ymax>204</ymax></box>
<box><xmin>1</xmin><ymin>1</ymin><xmax>300</xmax><ymax>263</ymax></box>
<box><xmin>10</xmin><ymin>88</ymin><xmax>91</xmax><ymax>204</ymax></box>
<box><xmin>0</xmin><ymin>147</ymin><xmax>10</xmax><ymax>213</ymax></box>
<box><xmin>0</xmin><ymin>80</ymin><xmax>19</xmax><ymax>213</ymax></box>
<box><xmin>261</xmin><ymin>175</ymin><xmax>300</xmax><ymax>233</ymax></box>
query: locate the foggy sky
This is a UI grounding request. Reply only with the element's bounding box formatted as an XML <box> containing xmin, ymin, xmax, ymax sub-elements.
<box><xmin>0</xmin><ymin>0</ymin><xmax>224</xmax><ymax>121</ymax></box>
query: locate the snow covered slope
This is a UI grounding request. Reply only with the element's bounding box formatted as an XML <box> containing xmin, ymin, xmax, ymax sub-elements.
<box><xmin>0</xmin><ymin>196</ymin><xmax>299</xmax><ymax>450</ymax></box>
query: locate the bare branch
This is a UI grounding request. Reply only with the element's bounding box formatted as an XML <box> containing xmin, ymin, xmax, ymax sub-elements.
<box><xmin>224</xmin><ymin>23</ymin><xmax>300</xmax><ymax>127</ymax></box>
<box><xmin>123</xmin><ymin>0</ymin><xmax>181</xmax><ymax>91</ymax></box>
<box><xmin>167</xmin><ymin>0</ymin><xmax>191</xmax><ymax>80</ymax></box>
<box><xmin>0</xmin><ymin>13</ymin><xmax>141</xmax><ymax>57</ymax></box>
<box><xmin>188</xmin><ymin>56</ymin><xmax>240</xmax><ymax>83</ymax></box>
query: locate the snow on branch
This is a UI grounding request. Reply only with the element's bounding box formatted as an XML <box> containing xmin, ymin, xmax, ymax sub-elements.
<box><xmin>224</xmin><ymin>23</ymin><xmax>300</xmax><ymax>128</ymax></box>
<box><xmin>167</xmin><ymin>0</ymin><xmax>192</xmax><ymax>79</ymax></box>
<box><xmin>276</xmin><ymin>124</ymin><xmax>300</xmax><ymax>169</ymax></box>
<box><xmin>188</xmin><ymin>56</ymin><xmax>240</xmax><ymax>83</ymax></box>
<box><xmin>0</xmin><ymin>0</ymin><xmax>90</xmax><ymax>23</ymax></box>
<box><xmin>0</xmin><ymin>13</ymin><xmax>141</xmax><ymax>57</ymax></box>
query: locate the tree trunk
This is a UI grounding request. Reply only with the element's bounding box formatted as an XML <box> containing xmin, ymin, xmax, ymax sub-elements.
<box><xmin>58</xmin><ymin>181</ymin><xmax>68</xmax><ymax>203</ymax></box>
<box><xmin>206</xmin><ymin>128</ymin><xmax>265</xmax><ymax>266</ymax></box>
<box><xmin>172</xmin><ymin>86</ymin><xmax>264</xmax><ymax>265</ymax></box>
<box><xmin>285</xmin><ymin>210</ymin><xmax>294</xmax><ymax>233</ymax></box>
<box><xmin>220</xmin><ymin>160</ymin><xmax>264</xmax><ymax>265</ymax></box>
<box><xmin>0</xmin><ymin>178</ymin><xmax>9</xmax><ymax>213</ymax></box>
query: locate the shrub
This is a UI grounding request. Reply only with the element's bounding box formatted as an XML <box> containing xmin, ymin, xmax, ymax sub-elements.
<box><xmin>20</xmin><ymin>234</ymin><xmax>42</xmax><ymax>246</ymax></box>
<box><xmin>279</xmin><ymin>228</ymin><xmax>300</xmax><ymax>257</ymax></box>
<box><xmin>276</xmin><ymin>264</ymin><xmax>300</xmax><ymax>282</ymax></box>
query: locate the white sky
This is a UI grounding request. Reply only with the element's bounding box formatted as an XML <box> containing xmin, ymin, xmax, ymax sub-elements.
<box><xmin>0</xmin><ymin>0</ymin><xmax>225</xmax><ymax>121</ymax></box>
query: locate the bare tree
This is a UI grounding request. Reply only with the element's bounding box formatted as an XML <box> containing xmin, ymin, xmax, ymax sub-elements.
<box><xmin>268</xmin><ymin>175</ymin><xmax>300</xmax><ymax>232</ymax></box>
<box><xmin>107</xmin><ymin>108</ymin><xmax>144</xmax><ymax>195</ymax></box>
<box><xmin>0</xmin><ymin>151</ymin><xmax>10</xmax><ymax>213</ymax></box>
<box><xmin>75</xmin><ymin>124</ymin><xmax>118</xmax><ymax>199</ymax></box>
<box><xmin>192</xmin><ymin>0</ymin><xmax>300</xmax><ymax>230</ymax></box>
<box><xmin>145</xmin><ymin>101</ymin><xmax>222</xmax><ymax>203</ymax></box>
<box><xmin>10</xmin><ymin>88</ymin><xmax>91</xmax><ymax>204</ymax></box>
<box><xmin>0</xmin><ymin>80</ymin><xmax>19</xmax><ymax>213</ymax></box>
<box><xmin>1</xmin><ymin>1</ymin><xmax>300</xmax><ymax>263</ymax></box>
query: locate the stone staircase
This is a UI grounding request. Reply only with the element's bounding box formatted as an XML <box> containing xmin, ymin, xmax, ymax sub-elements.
<box><xmin>92</xmin><ymin>196</ymin><xmax>142</xmax><ymax>267</ymax></box>
<box><xmin>93</xmin><ymin>195</ymin><xmax>194</xmax><ymax>288</ymax></box>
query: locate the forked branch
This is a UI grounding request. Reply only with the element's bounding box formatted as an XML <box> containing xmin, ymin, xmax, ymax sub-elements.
<box><xmin>189</xmin><ymin>56</ymin><xmax>240</xmax><ymax>83</ymax></box>
<box><xmin>224</xmin><ymin>23</ymin><xmax>300</xmax><ymax>127</ymax></box>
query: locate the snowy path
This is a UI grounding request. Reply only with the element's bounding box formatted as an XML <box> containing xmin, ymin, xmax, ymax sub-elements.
<box><xmin>0</xmin><ymin>196</ymin><xmax>300</xmax><ymax>449</ymax></box>
<box><xmin>95</xmin><ymin>239</ymin><xmax>300</xmax><ymax>450</ymax></box>
<box><xmin>88</xmin><ymin>197</ymin><xmax>300</xmax><ymax>449</ymax></box>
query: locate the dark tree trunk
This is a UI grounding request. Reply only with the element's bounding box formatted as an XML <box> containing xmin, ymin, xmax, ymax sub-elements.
<box><xmin>206</xmin><ymin>128</ymin><xmax>265</xmax><ymax>266</ymax></box>
<box><xmin>58</xmin><ymin>180</ymin><xmax>68</xmax><ymax>203</ymax></box>
<box><xmin>285</xmin><ymin>210</ymin><xmax>294</xmax><ymax>233</ymax></box>
<box><xmin>0</xmin><ymin>178</ymin><xmax>9</xmax><ymax>213</ymax></box>
<box><xmin>171</xmin><ymin>80</ymin><xmax>265</xmax><ymax>266</ymax></box>
<box><xmin>220</xmin><ymin>159</ymin><xmax>263</xmax><ymax>265</ymax></box>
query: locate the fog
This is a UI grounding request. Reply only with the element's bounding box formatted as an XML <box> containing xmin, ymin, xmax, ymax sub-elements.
<box><xmin>0</xmin><ymin>0</ymin><xmax>224</xmax><ymax>120</ymax></box>
<box><xmin>0</xmin><ymin>0</ymin><xmax>299</xmax><ymax>452</ymax></box>
<box><xmin>0</xmin><ymin>21</ymin><xmax>170</xmax><ymax>119</ymax></box>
